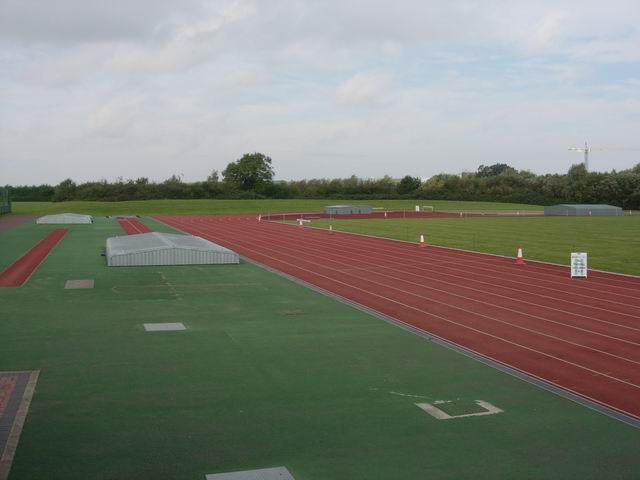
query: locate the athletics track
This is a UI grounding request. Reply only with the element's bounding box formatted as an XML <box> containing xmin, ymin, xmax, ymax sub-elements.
<box><xmin>156</xmin><ymin>214</ymin><xmax>640</xmax><ymax>424</ymax></box>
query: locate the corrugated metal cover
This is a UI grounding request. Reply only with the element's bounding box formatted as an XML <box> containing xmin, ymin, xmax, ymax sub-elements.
<box><xmin>106</xmin><ymin>232</ymin><xmax>239</xmax><ymax>266</ymax></box>
<box><xmin>143</xmin><ymin>323</ymin><xmax>186</xmax><ymax>331</ymax></box>
<box><xmin>64</xmin><ymin>280</ymin><xmax>94</xmax><ymax>289</ymax></box>
<box><xmin>544</xmin><ymin>204</ymin><xmax>623</xmax><ymax>216</ymax></box>
<box><xmin>37</xmin><ymin>213</ymin><xmax>93</xmax><ymax>224</ymax></box>
<box><xmin>324</xmin><ymin>205</ymin><xmax>372</xmax><ymax>215</ymax></box>
<box><xmin>205</xmin><ymin>467</ymin><xmax>295</xmax><ymax>480</ymax></box>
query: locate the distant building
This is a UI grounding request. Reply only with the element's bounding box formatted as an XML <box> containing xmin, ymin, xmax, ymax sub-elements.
<box><xmin>544</xmin><ymin>204</ymin><xmax>623</xmax><ymax>216</ymax></box>
<box><xmin>324</xmin><ymin>205</ymin><xmax>373</xmax><ymax>215</ymax></box>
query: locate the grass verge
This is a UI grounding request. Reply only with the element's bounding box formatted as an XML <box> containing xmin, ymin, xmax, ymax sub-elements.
<box><xmin>301</xmin><ymin>216</ymin><xmax>640</xmax><ymax>275</ymax></box>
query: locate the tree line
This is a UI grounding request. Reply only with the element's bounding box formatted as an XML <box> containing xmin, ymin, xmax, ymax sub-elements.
<box><xmin>5</xmin><ymin>153</ymin><xmax>640</xmax><ymax>208</ymax></box>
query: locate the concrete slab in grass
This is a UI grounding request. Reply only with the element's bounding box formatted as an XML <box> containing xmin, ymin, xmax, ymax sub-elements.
<box><xmin>205</xmin><ymin>467</ymin><xmax>295</xmax><ymax>480</ymax></box>
<box><xmin>416</xmin><ymin>399</ymin><xmax>503</xmax><ymax>420</ymax></box>
<box><xmin>143</xmin><ymin>322</ymin><xmax>186</xmax><ymax>332</ymax></box>
<box><xmin>64</xmin><ymin>280</ymin><xmax>94</xmax><ymax>289</ymax></box>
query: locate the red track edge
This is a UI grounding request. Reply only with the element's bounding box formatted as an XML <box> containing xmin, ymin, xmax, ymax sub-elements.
<box><xmin>0</xmin><ymin>229</ymin><xmax>68</xmax><ymax>287</ymax></box>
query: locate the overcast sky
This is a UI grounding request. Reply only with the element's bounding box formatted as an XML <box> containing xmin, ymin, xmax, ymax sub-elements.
<box><xmin>1</xmin><ymin>0</ymin><xmax>640</xmax><ymax>184</ymax></box>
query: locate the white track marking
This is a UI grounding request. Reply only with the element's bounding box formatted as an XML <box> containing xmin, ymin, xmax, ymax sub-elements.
<box><xmin>216</xmin><ymin>224</ymin><xmax>640</xmax><ymax>367</ymax></box>
<box><xmin>416</xmin><ymin>400</ymin><xmax>503</xmax><ymax>420</ymax></box>
<box><xmin>236</xmin><ymin>221</ymin><xmax>640</xmax><ymax>339</ymax></box>
<box><xmin>202</xmin><ymin>217</ymin><xmax>640</xmax><ymax>339</ymax></box>
<box><xmin>289</xmin><ymin>216</ymin><xmax>640</xmax><ymax>290</ymax></box>
<box><xmin>269</xmin><ymin>218</ymin><xmax>640</xmax><ymax>300</ymax></box>
<box><xmin>259</xmin><ymin>220</ymin><xmax>640</xmax><ymax>319</ymax></box>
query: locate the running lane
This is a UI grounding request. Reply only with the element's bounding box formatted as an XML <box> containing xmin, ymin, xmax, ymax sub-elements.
<box><xmin>0</xmin><ymin>229</ymin><xmax>67</xmax><ymax>287</ymax></box>
<box><xmin>117</xmin><ymin>218</ymin><xmax>152</xmax><ymax>235</ymax></box>
<box><xmin>156</xmin><ymin>214</ymin><xmax>640</xmax><ymax>422</ymax></box>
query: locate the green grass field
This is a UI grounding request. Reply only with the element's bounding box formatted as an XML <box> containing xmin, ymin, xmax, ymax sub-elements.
<box><xmin>12</xmin><ymin>199</ymin><xmax>542</xmax><ymax>216</ymax></box>
<box><xmin>303</xmin><ymin>216</ymin><xmax>640</xmax><ymax>276</ymax></box>
<box><xmin>1</xmin><ymin>217</ymin><xmax>639</xmax><ymax>479</ymax></box>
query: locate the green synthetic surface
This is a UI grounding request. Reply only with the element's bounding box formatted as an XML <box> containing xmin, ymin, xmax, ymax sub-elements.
<box><xmin>435</xmin><ymin>400</ymin><xmax>490</xmax><ymax>417</ymax></box>
<box><xmin>12</xmin><ymin>199</ymin><xmax>542</xmax><ymax>216</ymax></box>
<box><xmin>304</xmin><ymin>216</ymin><xmax>640</xmax><ymax>276</ymax></box>
<box><xmin>1</xmin><ymin>218</ymin><xmax>638</xmax><ymax>479</ymax></box>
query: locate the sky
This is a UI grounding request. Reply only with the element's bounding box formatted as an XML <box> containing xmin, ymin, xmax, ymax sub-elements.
<box><xmin>1</xmin><ymin>0</ymin><xmax>640</xmax><ymax>185</ymax></box>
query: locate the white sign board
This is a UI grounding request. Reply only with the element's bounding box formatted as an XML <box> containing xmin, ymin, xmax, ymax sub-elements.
<box><xmin>570</xmin><ymin>252</ymin><xmax>588</xmax><ymax>278</ymax></box>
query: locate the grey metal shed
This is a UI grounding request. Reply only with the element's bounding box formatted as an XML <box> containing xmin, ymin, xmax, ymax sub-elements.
<box><xmin>544</xmin><ymin>204</ymin><xmax>623</xmax><ymax>216</ymax></box>
<box><xmin>106</xmin><ymin>232</ymin><xmax>239</xmax><ymax>266</ymax></box>
<box><xmin>324</xmin><ymin>205</ymin><xmax>373</xmax><ymax>215</ymax></box>
<box><xmin>37</xmin><ymin>213</ymin><xmax>93</xmax><ymax>224</ymax></box>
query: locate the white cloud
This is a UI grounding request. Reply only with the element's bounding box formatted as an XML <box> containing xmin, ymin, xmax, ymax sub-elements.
<box><xmin>1</xmin><ymin>0</ymin><xmax>640</xmax><ymax>184</ymax></box>
<box><xmin>336</xmin><ymin>73</ymin><xmax>393</xmax><ymax>106</ymax></box>
<box><xmin>88</xmin><ymin>103</ymin><xmax>137</xmax><ymax>138</ymax></box>
<box><xmin>0</xmin><ymin>0</ymin><xmax>208</xmax><ymax>44</ymax></box>
<box><xmin>527</xmin><ymin>11</ymin><xmax>567</xmax><ymax>49</ymax></box>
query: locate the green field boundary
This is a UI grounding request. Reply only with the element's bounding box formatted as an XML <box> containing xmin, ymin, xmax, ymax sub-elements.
<box><xmin>13</xmin><ymin>199</ymin><xmax>543</xmax><ymax>216</ymax></box>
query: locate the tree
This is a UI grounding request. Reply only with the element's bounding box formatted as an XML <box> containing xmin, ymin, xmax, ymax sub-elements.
<box><xmin>207</xmin><ymin>170</ymin><xmax>220</xmax><ymax>184</ymax></box>
<box><xmin>477</xmin><ymin>163</ymin><xmax>516</xmax><ymax>177</ymax></box>
<box><xmin>397</xmin><ymin>175</ymin><xmax>422</xmax><ymax>195</ymax></box>
<box><xmin>52</xmin><ymin>178</ymin><xmax>77</xmax><ymax>202</ymax></box>
<box><xmin>222</xmin><ymin>152</ymin><xmax>274</xmax><ymax>191</ymax></box>
<box><xmin>159</xmin><ymin>174</ymin><xmax>187</xmax><ymax>199</ymax></box>
<box><xmin>565</xmin><ymin>163</ymin><xmax>589</xmax><ymax>202</ymax></box>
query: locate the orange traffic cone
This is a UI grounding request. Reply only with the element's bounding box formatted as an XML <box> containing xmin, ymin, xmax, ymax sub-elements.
<box><xmin>515</xmin><ymin>246</ymin><xmax>525</xmax><ymax>264</ymax></box>
<box><xmin>419</xmin><ymin>234</ymin><xmax>425</xmax><ymax>248</ymax></box>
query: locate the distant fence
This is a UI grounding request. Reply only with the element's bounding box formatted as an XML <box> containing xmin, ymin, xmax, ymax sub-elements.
<box><xmin>0</xmin><ymin>187</ymin><xmax>11</xmax><ymax>215</ymax></box>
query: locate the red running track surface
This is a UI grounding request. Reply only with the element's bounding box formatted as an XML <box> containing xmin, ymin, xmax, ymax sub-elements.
<box><xmin>117</xmin><ymin>219</ymin><xmax>152</xmax><ymax>235</ymax></box>
<box><xmin>156</xmin><ymin>214</ymin><xmax>640</xmax><ymax>422</ymax></box>
<box><xmin>0</xmin><ymin>229</ymin><xmax>67</xmax><ymax>287</ymax></box>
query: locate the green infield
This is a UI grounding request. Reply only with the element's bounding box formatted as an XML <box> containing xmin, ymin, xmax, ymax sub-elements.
<box><xmin>12</xmin><ymin>199</ymin><xmax>542</xmax><ymax>216</ymax></box>
<box><xmin>0</xmin><ymin>217</ymin><xmax>638</xmax><ymax>479</ymax></box>
<box><xmin>302</xmin><ymin>216</ymin><xmax>640</xmax><ymax>276</ymax></box>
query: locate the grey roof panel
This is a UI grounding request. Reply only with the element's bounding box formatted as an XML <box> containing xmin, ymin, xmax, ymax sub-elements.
<box><xmin>205</xmin><ymin>467</ymin><xmax>295</xmax><ymax>480</ymax></box>
<box><xmin>143</xmin><ymin>323</ymin><xmax>186</xmax><ymax>332</ymax></box>
<box><xmin>37</xmin><ymin>213</ymin><xmax>93</xmax><ymax>224</ymax></box>
<box><xmin>555</xmin><ymin>204</ymin><xmax>621</xmax><ymax>209</ymax></box>
<box><xmin>107</xmin><ymin>232</ymin><xmax>235</xmax><ymax>255</ymax></box>
<box><xmin>106</xmin><ymin>232</ymin><xmax>239</xmax><ymax>266</ymax></box>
